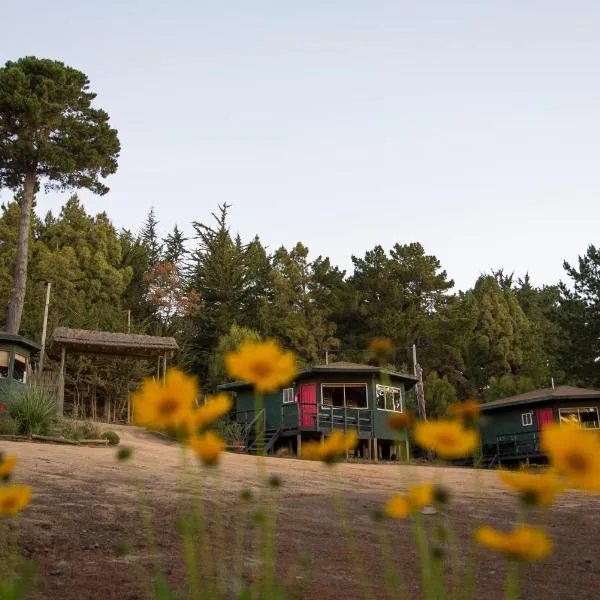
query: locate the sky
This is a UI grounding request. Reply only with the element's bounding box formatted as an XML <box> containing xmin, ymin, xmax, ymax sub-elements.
<box><xmin>2</xmin><ymin>1</ymin><xmax>600</xmax><ymax>291</ymax></box>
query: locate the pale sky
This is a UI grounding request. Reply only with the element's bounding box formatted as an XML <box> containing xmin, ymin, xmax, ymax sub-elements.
<box><xmin>2</xmin><ymin>1</ymin><xmax>600</xmax><ymax>290</ymax></box>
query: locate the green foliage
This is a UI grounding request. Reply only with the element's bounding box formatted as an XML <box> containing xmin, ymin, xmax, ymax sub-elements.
<box><xmin>214</xmin><ymin>420</ymin><xmax>246</xmax><ymax>444</ymax></box>
<box><xmin>0</xmin><ymin>413</ymin><xmax>19</xmax><ymax>435</ymax></box>
<box><xmin>423</xmin><ymin>372</ymin><xmax>459</xmax><ymax>418</ymax></box>
<box><xmin>100</xmin><ymin>430</ymin><xmax>120</xmax><ymax>445</ymax></box>
<box><xmin>7</xmin><ymin>387</ymin><xmax>55</xmax><ymax>435</ymax></box>
<box><xmin>483</xmin><ymin>374</ymin><xmax>537</xmax><ymax>402</ymax></box>
<box><xmin>55</xmin><ymin>420</ymin><xmax>101</xmax><ymax>440</ymax></box>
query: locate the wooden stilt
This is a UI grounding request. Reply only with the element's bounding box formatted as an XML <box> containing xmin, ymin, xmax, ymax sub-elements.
<box><xmin>296</xmin><ymin>433</ymin><xmax>302</xmax><ymax>457</ymax></box>
<box><xmin>405</xmin><ymin>439</ymin><xmax>410</xmax><ymax>463</ymax></box>
<box><xmin>57</xmin><ymin>347</ymin><xmax>66</xmax><ymax>417</ymax></box>
<box><xmin>162</xmin><ymin>353</ymin><xmax>168</xmax><ymax>383</ymax></box>
<box><xmin>373</xmin><ymin>438</ymin><xmax>378</xmax><ymax>463</ymax></box>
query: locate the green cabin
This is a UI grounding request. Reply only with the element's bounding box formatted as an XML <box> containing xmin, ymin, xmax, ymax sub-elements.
<box><xmin>219</xmin><ymin>361</ymin><xmax>419</xmax><ymax>460</ymax></box>
<box><xmin>0</xmin><ymin>332</ymin><xmax>40</xmax><ymax>392</ymax></box>
<box><xmin>480</xmin><ymin>385</ymin><xmax>600</xmax><ymax>465</ymax></box>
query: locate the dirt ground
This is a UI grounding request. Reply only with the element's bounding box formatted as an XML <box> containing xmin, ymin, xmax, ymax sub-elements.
<box><xmin>5</xmin><ymin>425</ymin><xmax>600</xmax><ymax>600</ymax></box>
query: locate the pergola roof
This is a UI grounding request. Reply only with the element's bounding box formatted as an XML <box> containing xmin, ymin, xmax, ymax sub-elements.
<box><xmin>49</xmin><ymin>327</ymin><xmax>178</xmax><ymax>358</ymax></box>
<box><xmin>481</xmin><ymin>385</ymin><xmax>600</xmax><ymax>411</ymax></box>
<box><xmin>0</xmin><ymin>332</ymin><xmax>41</xmax><ymax>354</ymax></box>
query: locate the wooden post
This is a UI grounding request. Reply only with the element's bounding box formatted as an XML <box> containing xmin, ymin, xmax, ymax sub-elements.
<box><xmin>373</xmin><ymin>438</ymin><xmax>378</xmax><ymax>463</ymax></box>
<box><xmin>162</xmin><ymin>353</ymin><xmax>168</xmax><ymax>383</ymax></box>
<box><xmin>405</xmin><ymin>439</ymin><xmax>410</xmax><ymax>463</ymax></box>
<box><xmin>57</xmin><ymin>346</ymin><xmax>66</xmax><ymax>417</ymax></box>
<box><xmin>296</xmin><ymin>433</ymin><xmax>302</xmax><ymax>457</ymax></box>
<box><xmin>38</xmin><ymin>281</ymin><xmax>51</xmax><ymax>374</ymax></box>
<box><xmin>127</xmin><ymin>394</ymin><xmax>131</xmax><ymax>424</ymax></box>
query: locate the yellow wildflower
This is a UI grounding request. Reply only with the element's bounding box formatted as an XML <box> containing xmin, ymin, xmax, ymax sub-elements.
<box><xmin>189</xmin><ymin>431</ymin><xmax>226</xmax><ymax>466</ymax></box>
<box><xmin>0</xmin><ymin>455</ymin><xmax>17</xmax><ymax>479</ymax></box>
<box><xmin>407</xmin><ymin>483</ymin><xmax>434</xmax><ymax>509</ymax></box>
<box><xmin>413</xmin><ymin>419</ymin><xmax>479</xmax><ymax>459</ymax></box>
<box><xmin>0</xmin><ymin>485</ymin><xmax>32</xmax><ymax>516</ymax></box>
<box><xmin>132</xmin><ymin>369</ymin><xmax>197</xmax><ymax>431</ymax></box>
<box><xmin>475</xmin><ymin>525</ymin><xmax>552</xmax><ymax>561</ymax></box>
<box><xmin>448</xmin><ymin>399</ymin><xmax>481</xmax><ymax>422</ymax></box>
<box><xmin>387</xmin><ymin>411</ymin><xmax>414</xmax><ymax>431</ymax></box>
<box><xmin>498</xmin><ymin>468</ymin><xmax>564</xmax><ymax>507</ymax></box>
<box><xmin>384</xmin><ymin>495</ymin><xmax>411</xmax><ymax>519</ymax></box>
<box><xmin>188</xmin><ymin>393</ymin><xmax>233</xmax><ymax>434</ymax></box>
<box><xmin>301</xmin><ymin>430</ymin><xmax>358</xmax><ymax>463</ymax></box>
<box><xmin>225</xmin><ymin>339</ymin><xmax>297</xmax><ymax>393</ymax></box>
<box><xmin>368</xmin><ymin>337</ymin><xmax>395</xmax><ymax>360</ymax></box>
<box><xmin>541</xmin><ymin>423</ymin><xmax>600</xmax><ymax>492</ymax></box>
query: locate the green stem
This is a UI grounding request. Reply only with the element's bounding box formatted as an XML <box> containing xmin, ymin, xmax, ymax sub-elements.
<box><xmin>413</xmin><ymin>513</ymin><xmax>435</xmax><ymax>600</ymax></box>
<box><xmin>504</xmin><ymin>561</ymin><xmax>520</xmax><ymax>600</ymax></box>
<box><xmin>377</xmin><ymin>520</ymin><xmax>407</xmax><ymax>599</ymax></box>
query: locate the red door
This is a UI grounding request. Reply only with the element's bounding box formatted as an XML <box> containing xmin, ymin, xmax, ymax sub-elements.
<box><xmin>299</xmin><ymin>383</ymin><xmax>317</xmax><ymax>428</ymax></box>
<box><xmin>535</xmin><ymin>408</ymin><xmax>554</xmax><ymax>430</ymax></box>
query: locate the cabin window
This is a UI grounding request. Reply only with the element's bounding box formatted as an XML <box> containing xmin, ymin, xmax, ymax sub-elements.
<box><xmin>12</xmin><ymin>354</ymin><xmax>27</xmax><ymax>383</ymax></box>
<box><xmin>376</xmin><ymin>385</ymin><xmax>403</xmax><ymax>411</ymax></box>
<box><xmin>322</xmin><ymin>384</ymin><xmax>368</xmax><ymax>409</ymax></box>
<box><xmin>521</xmin><ymin>412</ymin><xmax>533</xmax><ymax>427</ymax></box>
<box><xmin>282</xmin><ymin>387</ymin><xmax>294</xmax><ymax>403</ymax></box>
<box><xmin>0</xmin><ymin>351</ymin><xmax>8</xmax><ymax>379</ymax></box>
<box><xmin>559</xmin><ymin>407</ymin><xmax>600</xmax><ymax>429</ymax></box>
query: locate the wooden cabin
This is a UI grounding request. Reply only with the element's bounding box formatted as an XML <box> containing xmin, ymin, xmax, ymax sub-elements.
<box><xmin>0</xmin><ymin>332</ymin><xmax>40</xmax><ymax>388</ymax></box>
<box><xmin>480</xmin><ymin>385</ymin><xmax>600</xmax><ymax>465</ymax></box>
<box><xmin>219</xmin><ymin>361</ymin><xmax>419</xmax><ymax>460</ymax></box>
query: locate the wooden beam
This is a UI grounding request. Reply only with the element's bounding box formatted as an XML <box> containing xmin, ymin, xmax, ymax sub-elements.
<box><xmin>57</xmin><ymin>346</ymin><xmax>66</xmax><ymax>417</ymax></box>
<box><xmin>373</xmin><ymin>438</ymin><xmax>378</xmax><ymax>462</ymax></box>
<box><xmin>296</xmin><ymin>433</ymin><xmax>302</xmax><ymax>458</ymax></box>
<box><xmin>162</xmin><ymin>353</ymin><xmax>167</xmax><ymax>383</ymax></box>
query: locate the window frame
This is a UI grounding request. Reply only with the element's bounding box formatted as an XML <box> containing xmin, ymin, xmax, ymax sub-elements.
<box><xmin>0</xmin><ymin>350</ymin><xmax>9</xmax><ymax>379</ymax></box>
<box><xmin>375</xmin><ymin>384</ymin><xmax>404</xmax><ymax>412</ymax></box>
<box><xmin>321</xmin><ymin>383</ymin><xmax>369</xmax><ymax>409</ymax></box>
<box><xmin>282</xmin><ymin>387</ymin><xmax>295</xmax><ymax>404</ymax></box>
<box><xmin>558</xmin><ymin>406</ymin><xmax>600</xmax><ymax>429</ymax></box>
<box><xmin>521</xmin><ymin>412</ymin><xmax>533</xmax><ymax>427</ymax></box>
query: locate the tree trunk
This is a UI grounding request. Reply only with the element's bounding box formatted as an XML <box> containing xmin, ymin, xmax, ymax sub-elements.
<box><xmin>5</xmin><ymin>170</ymin><xmax>37</xmax><ymax>334</ymax></box>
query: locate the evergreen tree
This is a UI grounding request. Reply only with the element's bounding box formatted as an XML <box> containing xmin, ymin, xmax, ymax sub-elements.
<box><xmin>164</xmin><ymin>225</ymin><xmax>187</xmax><ymax>266</ymax></box>
<box><xmin>0</xmin><ymin>56</ymin><xmax>120</xmax><ymax>333</ymax></box>
<box><xmin>140</xmin><ymin>207</ymin><xmax>163</xmax><ymax>266</ymax></box>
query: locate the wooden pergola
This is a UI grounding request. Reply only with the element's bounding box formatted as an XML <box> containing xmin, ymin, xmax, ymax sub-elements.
<box><xmin>49</xmin><ymin>327</ymin><xmax>179</xmax><ymax>419</ymax></box>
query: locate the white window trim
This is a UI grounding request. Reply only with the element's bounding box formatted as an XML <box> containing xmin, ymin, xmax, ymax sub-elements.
<box><xmin>521</xmin><ymin>412</ymin><xmax>533</xmax><ymax>427</ymax></box>
<box><xmin>282</xmin><ymin>387</ymin><xmax>295</xmax><ymax>404</ymax></box>
<box><xmin>558</xmin><ymin>406</ymin><xmax>600</xmax><ymax>429</ymax></box>
<box><xmin>320</xmin><ymin>383</ymin><xmax>369</xmax><ymax>409</ymax></box>
<box><xmin>375</xmin><ymin>384</ymin><xmax>404</xmax><ymax>412</ymax></box>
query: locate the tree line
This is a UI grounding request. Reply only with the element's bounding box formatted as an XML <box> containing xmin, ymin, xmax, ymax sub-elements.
<box><xmin>1</xmin><ymin>198</ymin><xmax>599</xmax><ymax>416</ymax></box>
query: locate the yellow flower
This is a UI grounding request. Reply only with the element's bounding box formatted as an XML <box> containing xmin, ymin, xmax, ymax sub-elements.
<box><xmin>475</xmin><ymin>525</ymin><xmax>552</xmax><ymax>561</ymax></box>
<box><xmin>498</xmin><ymin>468</ymin><xmax>564</xmax><ymax>507</ymax></box>
<box><xmin>132</xmin><ymin>369</ymin><xmax>198</xmax><ymax>431</ymax></box>
<box><xmin>189</xmin><ymin>431</ymin><xmax>226</xmax><ymax>466</ymax></box>
<box><xmin>301</xmin><ymin>430</ymin><xmax>358</xmax><ymax>463</ymax></box>
<box><xmin>225</xmin><ymin>339</ymin><xmax>297</xmax><ymax>393</ymax></box>
<box><xmin>0</xmin><ymin>455</ymin><xmax>17</xmax><ymax>479</ymax></box>
<box><xmin>407</xmin><ymin>483</ymin><xmax>434</xmax><ymax>509</ymax></box>
<box><xmin>384</xmin><ymin>495</ymin><xmax>411</xmax><ymax>519</ymax></box>
<box><xmin>188</xmin><ymin>393</ymin><xmax>233</xmax><ymax>434</ymax></box>
<box><xmin>368</xmin><ymin>337</ymin><xmax>395</xmax><ymax>360</ymax></box>
<box><xmin>448</xmin><ymin>399</ymin><xmax>481</xmax><ymax>422</ymax></box>
<box><xmin>0</xmin><ymin>485</ymin><xmax>32</xmax><ymax>516</ymax></box>
<box><xmin>387</xmin><ymin>411</ymin><xmax>414</xmax><ymax>430</ymax></box>
<box><xmin>413</xmin><ymin>419</ymin><xmax>479</xmax><ymax>459</ymax></box>
<box><xmin>541</xmin><ymin>423</ymin><xmax>600</xmax><ymax>492</ymax></box>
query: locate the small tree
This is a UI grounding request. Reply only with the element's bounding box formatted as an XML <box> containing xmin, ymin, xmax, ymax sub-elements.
<box><xmin>0</xmin><ymin>56</ymin><xmax>120</xmax><ymax>333</ymax></box>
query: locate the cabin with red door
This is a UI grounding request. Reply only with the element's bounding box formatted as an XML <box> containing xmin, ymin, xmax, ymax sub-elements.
<box><xmin>479</xmin><ymin>385</ymin><xmax>600</xmax><ymax>465</ymax></box>
<box><xmin>219</xmin><ymin>361</ymin><xmax>419</xmax><ymax>460</ymax></box>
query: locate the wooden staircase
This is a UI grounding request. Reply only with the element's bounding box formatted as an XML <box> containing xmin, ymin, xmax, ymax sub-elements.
<box><xmin>245</xmin><ymin>427</ymin><xmax>281</xmax><ymax>455</ymax></box>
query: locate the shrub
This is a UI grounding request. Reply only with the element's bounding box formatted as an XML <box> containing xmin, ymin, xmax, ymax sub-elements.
<box><xmin>8</xmin><ymin>387</ymin><xmax>55</xmax><ymax>436</ymax></box>
<box><xmin>56</xmin><ymin>420</ymin><xmax>101</xmax><ymax>440</ymax></box>
<box><xmin>101</xmin><ymin>431</ymin><xmax>120</xmax><ymax>446</ymax></box>
<box><xmin>0</xmin><ymin>414</ymin><xmax>19</xmax><ymax>435</ymax></box>
<box><xmin>214</xmin><ymin>420</ymin><xmax>246</xmax><ymax>444</ymax></box>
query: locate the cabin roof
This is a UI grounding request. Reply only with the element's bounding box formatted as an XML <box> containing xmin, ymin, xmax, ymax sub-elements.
<box><xmin>49</xmin><ymin>327</ymin><xmax>178</xmax><ymax>358</ymax></box>
<box><xmin>0</xmin><ymin>332</ymin><xmax>41</xmax><ymax>353</ymax></box>
<box><xmin>481</xmin><ymin>385</ymin><xmax>600</xmax><ymax>411</ymax></box>
<box><xmin>219</xmin><ymin>361</ymin><xmax>418</xmax><ymax>391</ymax></box>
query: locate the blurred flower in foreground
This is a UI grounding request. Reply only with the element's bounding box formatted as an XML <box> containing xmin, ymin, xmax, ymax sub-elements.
<box><xmin>0</xmin><ymin>484</ymin><xmax>32</xmax><ymax>516</ymax></box>
<box><xmin>189</xmin><ymin>431</ymin><xmax>226</xmax><ymax>466</ymax></box>
<box><xmin>188</xmin><ymin>393</ymin><xmax>233</xmax><ymax>434</ymax></box>
<box><xmin>302</xmin><ymin>430</ymin><xmax>358</xmax><ymax>464</ymax></box>
<box><xmin>475</xmin><ymin>525</ymin><xmax>552</xmax><ymax>561</ymax></box>
<box><xmin>413</xmin><ymin>419</ymin><xmax>479</xmax><ymax>459</ymax></box>
<box><xmin>498</xmin><ymin>468</ymin><xmax>564</xmax><ymax>507</ymax></box>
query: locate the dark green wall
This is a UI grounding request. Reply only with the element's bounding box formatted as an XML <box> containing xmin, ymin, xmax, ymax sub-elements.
<box><xmin>480</xmin><ymin>397</ymin><xmax>600</xmax><ymax>448</ymax></box>
<box><xmin>0</xmin><ymin>341</ymin><xmax>34</xmax><ymax>387</ymax></box>
<box><xmin>232</xmin><ymin>372</ymin><xmax>413</xmax><ymax>441</ymax></box>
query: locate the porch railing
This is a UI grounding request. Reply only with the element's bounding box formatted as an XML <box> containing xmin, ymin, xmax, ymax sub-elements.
<box><xmin>281</xmin><ymin>402</ymin><xmax>372</xmax><ymax>435</ymax></box>
<box><xmin>496</xmin><ymin>429</ymin><xmax>542</xmax><ymax>458</ymax></box>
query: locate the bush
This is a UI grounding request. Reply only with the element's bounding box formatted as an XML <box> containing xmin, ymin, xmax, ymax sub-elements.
<box><xmin>56</xmin><ymin>420</ymin><xmax>101</xmax><ymax>440</ymax></box>
<box><xmin>8</xmin><ymin>387</ymin><xmax>55</xmax><ymax>436</ymax></box>
<box><xmin>101</xmin><ymin>431</ymin><xmax>120</xmax><ymax>446</ymax></box>
<box><xmin>0</xmin><ymin>414</ymin><xmax>19</xmax><ymax>435</ymax></box>
<box><xmin>214</xmin><ymin>420</ymin><xmax>246</xmax><ymax>444</ymax></box>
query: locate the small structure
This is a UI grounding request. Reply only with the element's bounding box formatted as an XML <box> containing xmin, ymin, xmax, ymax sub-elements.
<box><xmin>49</xmin><ymin>327</ymin><xmax>179</xmax><ymax>418</ymax></box>
<box><xmin>480</xmin><ymin>385</ymin><xmax>600</xmax><ymax>465</ymax></box>
<box><xmin>0</xmin><ymin>332</ymin><xmax>40</xmax><ymax>387</ymax></box>
<box><xmin>220</xmin><ymin>361</ymin><xmax>418</xmax><ymax>460</ymax></box>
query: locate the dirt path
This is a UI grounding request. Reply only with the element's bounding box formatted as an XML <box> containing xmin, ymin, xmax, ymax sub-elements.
<box><xmin>5</xmin><ymin>425</ymin><xmax>600</xmax><ymax>599</ymax></box>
